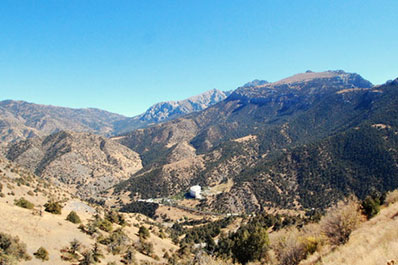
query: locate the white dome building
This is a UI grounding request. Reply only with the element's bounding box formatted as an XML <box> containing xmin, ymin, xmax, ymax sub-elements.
<box><xmin>189</xmin><ymin>185</ymin><xmax>202</xmax><ymax>199</ymax></box>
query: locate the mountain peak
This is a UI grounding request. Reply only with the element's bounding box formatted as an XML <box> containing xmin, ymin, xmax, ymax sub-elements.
<box><xmin>229</xmin><ymin>70</ymin><xmax>373</xmax><ymax>102</ymax></box>
<box><xmin>385</xmin><ymin>78</ymin><xmax>398</xmax><ymax>86</ymax></box>
<box><xmin>242</xmin><ymin>79</ymin><xmax>269</xmax><ymax>88</ymax></box>
<box><xmin>271</xmin><ymin>70</ymin><xmax>372</xmax><ymax>87</ymax></box>
<box><xmin>139</xmin><ymin>88</ymin><xmax>229</xmax><ymax>122</ymax></box>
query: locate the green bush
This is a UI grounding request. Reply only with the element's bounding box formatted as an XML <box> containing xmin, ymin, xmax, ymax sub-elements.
<box><xmin>44</xmin><ymin>201</ymin><xmax>62</xmax><ymax>214</ymax></box>
<box><xmin>97</xmin><ymin>219</ymin><xmax>113</xmax><ymax>232</ymax></box>
<box><xmin>66</xmin><ymin>211</ymin><xmax>82</xmax><ymax>224</ymax></box>
<box><xmin>34</xmin><ymin>247</ymin><xmax>49</xmax><ymax>261</ymax></box>
<box><xmin>138</xmin><ymin>226</ymin><xmax>150</xmax><ymax>239</ymax></box>
<box><xmin>14</xmin><ymin>197</ymin><xmax>34</xmax><ymax>209</ymax></box>
<box><xmin>361</xmin><ymin>196</ymin><xmax>380</xmax><ymax>219</ymax></box>
<box><xmin>105</xmin><ymin>210</ymin><xmax>126</xmax><ymax>225</ymax></box>
<box><xmin>231</xmin><ymin>226</ymin><xmax>269</xmax><ymax>264</ymax></box>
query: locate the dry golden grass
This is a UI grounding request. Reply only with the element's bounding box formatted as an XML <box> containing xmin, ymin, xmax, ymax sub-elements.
<box><xmin>155</xmin><ymin>205</ymin><xmax>207</xmax><ymax>222</ymax></box>
<box><xmin>301</xmin><ymin>201</ymin><xmax>398</xmax><ymax>265</ymax></box>
<box><xmin>385</xmin><ymin>190</ymin><xmax>398</xmax><ymax>206</ymax></box>
<box><xmin>0</xmin><ymin>160</ymin><xmax>178</xmax><ymax>265</ymax></box>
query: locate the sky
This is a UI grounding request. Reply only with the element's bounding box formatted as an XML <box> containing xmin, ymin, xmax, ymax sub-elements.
<box><xmin>1</xmin><ymin>0</ymin><xmax>397</xmax><ymax>116</ymax></box>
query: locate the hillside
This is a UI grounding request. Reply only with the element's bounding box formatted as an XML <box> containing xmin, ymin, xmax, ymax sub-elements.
<box><xmin>4</xmin><ymin>153</ymin><xmax>398</xmax><ymax>265</ymax></box>
<box><xmin>0</xmin><ymin>156</ymin><xmax>179</xmax><ymax>265</ymax></box>
<box><xmin>112</xmin><ymin>71</ymin><xmax>398</xmax><ymax>213</ymax></box>
<box><xmin>3</xmin><ymin>131</ymin><xmax>142</xmax><ymax>198</ymax></box>
<box><xmin>305</xmin><ymin>197</ymin><xmax>398</xmax><ymax>265</ymax></box>
<box><xmin>0</xmin><ymin>100</ymin><xmax>126</xmax><ymax>143</ymax></box>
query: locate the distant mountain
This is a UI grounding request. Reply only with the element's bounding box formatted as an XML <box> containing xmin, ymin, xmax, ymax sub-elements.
<box><xmin>142</xmin><ymin>88</ymin><xmax>231</xmax><ymax>122</ymax></box>
<box><xmin>0</xmin><ymin>100</ymin><xmax>126</xmax><ymax>143</ymax></box>
<box><xmin>114</xmin><ymin>88</ymin><xmax>231</xmax><ymax>133</ymax></box>
<box><xmin>242</xmin><ymin>79</ymin><xmax>269</xmax><ymax>88</ymax></box>
<box><xmin>0</xmin><ymin>89</ymin><xmax>230</xmax><ymax>143</ymax></box>
<box><xmin>4</xmin><ymin>131</ymin><xmax>142</xmax><ymax>198</ymax></box>
<box><xmin>111</xmin><ymin>70</ymin><xmax>398</xmax><ymax>213</ymax></box>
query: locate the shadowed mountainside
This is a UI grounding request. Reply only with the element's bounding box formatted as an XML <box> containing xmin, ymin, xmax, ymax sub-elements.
<box><xmin>111</xmin><ymin>71</ymin><xmax>398</xmax><ymax>213</ymax></box>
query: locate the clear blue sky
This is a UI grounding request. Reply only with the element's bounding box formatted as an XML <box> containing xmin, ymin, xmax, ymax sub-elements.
<box><xmin>1</xmin><ymin>0</ymin><xmax>397</xmax><ymax>116</ymax></box>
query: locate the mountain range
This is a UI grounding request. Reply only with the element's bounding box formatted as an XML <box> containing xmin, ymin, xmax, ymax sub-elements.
<box><xmin>2</xmin><ymin>70</ymin><xmax>398</xmax><ymax>215</ymax></box>
<box><xmin>111</xmin><ymin>70</ymin><xmax>398</xmax><ymax>213</ymax></box>
<box><xmin>0</xmin><ymin>88</ymin><xmax>229</xmax><ymax>143</ymax></box>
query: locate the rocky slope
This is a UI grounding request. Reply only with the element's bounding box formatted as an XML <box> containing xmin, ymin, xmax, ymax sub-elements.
<box><xmin>111</xmin><ymin>71</ymin><xmax>398</xmax><ymax>213</ymax></box>
<box><xmin>3</xmin><ymin>131</ymin><xmax>142</xmax><ymax>198</ymax></box>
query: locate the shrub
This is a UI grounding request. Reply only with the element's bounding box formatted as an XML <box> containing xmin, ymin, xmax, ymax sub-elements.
<box><xmin>230</xmin><ymin>225</ymin><xmax>269</xmax><ymax>264</ymax></box>
<box><xmin>105</xmin><ymin>210</ymin><xmax>126</xmax><ymax>225</ymax></box>
<box><xmin>320</xmin><ymin>197</ymin><xmax>362</xmax><ymax>246</ymax></box>
<box><xmin>97</xmin><ymin>219</ymin><xmax>113</xmax><ymax>232</ymax></box>
<box><xmin>14</xmin><ymin>197</ymin><xmax>34</xmax><ymax>209</ymax></box>
<box><xmin>0</xmin><ymin>232</ymin><xmax>31</xmax><ymax>263</ymax></box>
<box><xmin>272</xmin><ymin>229</ymin><xmax>307</xmax><ymax>265</ymax></box>
<box><xmin>69</xmin><ymin>239</ymin><xmax>82</xmax><ymax>255</ymax></box>
<box><xmin>79</xmin><ymin>251</ymin><xmax>95</xmax><ymax>265</ymax></box>
<box><xmin>99</xmin><ymin>229</ymin><xmax>130</xmax><ymax>254</ymax></box>
<box><xmin>361</xmin><ymin>196</ymin><xmax>380</xmax><ymax>219</ymax></box>
<box><xmin>121</xmin><ymin>246</ymin><xmax>136</xmax><ymax>264</ymax></box>
<box><xmin>34</xmin><ymin>247</ymin><xmax>49</xmax><ymax>261</ymax></box>
<box><xmin>44</xmin><ymin>201</ymin><xmax>62</xmax><ymax>214</ymax></box>
<box><xmin>272</xmin><ymin>227</ymin><xmax>321</xmax><ymax>265</ymax></box>
<box><xmin>91</xmin><ymin>243</ymin><xmax>104</xmax><ymax>263</ymax></box>
<box><xmin>79</xmin><ymin>221</ymin><xmax>99</xmax><ymax>236</ymax></box>
<box><xmin>137</xmin><ymin>238</ymin><xmax>154</xmax><ymax>256</ymax></box>
<box><xmin>138</xmin><ymin>226</ymin><xmax>150</xmax><ymax>239</ymax></box>
<box><xmin>66</xmin><ymin>211</ymin><xmax>82</xmax><ymax>224</ymax></box>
